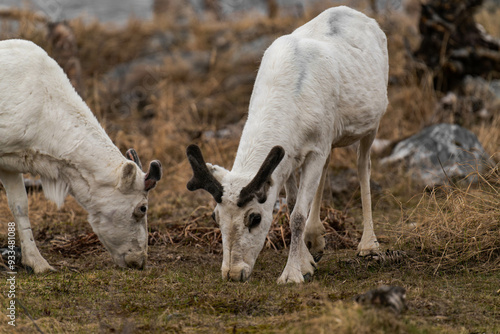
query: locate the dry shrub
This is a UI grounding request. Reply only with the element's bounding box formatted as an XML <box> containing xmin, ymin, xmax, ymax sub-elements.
<box><xmin>473</xmin><ymin>113</ymin><xmax>500</xmax><ymax>163</ymax></box>
<box><xmin>266</xmin><ymin>203</ymin><xmax>360</xmax><ymax>251</ymax></box>
<box><xmin>46</xmin><ymin>198</ymin><xmax>360</xmax><ymax>258</ymax></box>
<box><xmin>146</xmin><ymin>203</ymin><xmax>359</xmax><ymax>254</ymax></box>
<box><xmin>51</xmin><ymin>233</ymin><xmax>102</xmax><ymax>257</ymax></box>
<box><xmin>397</xmin><ymin>169</ymin><xmax>500</xmax><ymax>271</ymax></box>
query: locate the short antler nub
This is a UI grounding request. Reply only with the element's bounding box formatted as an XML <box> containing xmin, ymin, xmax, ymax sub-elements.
<box><xmin>186</xmin><ymin>144</ymin><xmax>224</xmax><ymax>203</ymax></box>
<box><xmin>237</xmin><ymin>146</ymin><xmax>285</xmax><ymax>207</ymax></box>
<box><xmin>126</xmin><ymin>148</ymin><xmax>142</xmax><ymax>170</ymax></box>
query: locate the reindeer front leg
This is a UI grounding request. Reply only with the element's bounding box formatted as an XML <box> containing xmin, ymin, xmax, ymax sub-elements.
<box><xmin>304</xmin><ymin>154</ymin><xmax>330</xmax><ymax>263</ymax></box>
<box><xmin>285</xmin><ymin>172</ymin><xmax>297</xmax><ymax>214</ymax></box>
<box><xmin>278</xmin><ymin>153</ymin><xmax>327</xmax><ymax>284</ymax></box>
<box><xmin>0</xmin><ymin>170</ymin><xmax>55</xmax><ymax>273</ymax></box>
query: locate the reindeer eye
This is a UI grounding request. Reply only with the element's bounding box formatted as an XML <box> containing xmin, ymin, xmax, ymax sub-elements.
<box><xmin>248</xmin><ymin>213</ymin><xmax>261</xmax><ymax>231</ymax></box>
<box><xmin>134</xmin><ymin>204</ymin><xmax>148</xmax><ymax>219</ymax></box>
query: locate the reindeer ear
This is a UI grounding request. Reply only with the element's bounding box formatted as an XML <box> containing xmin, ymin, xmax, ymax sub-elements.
<box><xmin>145</xmin><ymin>160</ymin><xmax>162</xmax><ymax>192</ymax></box>
<box><xmin>126</xmin><ymin>148</ymin><xmax>143</xmax><ymax>170</ymax></box>
<box><xmin>120</xmin><ymin>161</ymin><xmax>138</xmax><ymax>192</ymax></box>
<box><xmin>237</xmin><ymin>146</ymin><xmax>285</xmax><ymax>207</ymax></box>
<box><xmin>186</xmin><ymin>145</ymin><xmax>224</xmax><ymax>203</ymax></box>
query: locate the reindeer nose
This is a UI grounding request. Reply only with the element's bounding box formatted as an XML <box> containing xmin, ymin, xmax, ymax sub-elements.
<box><xmin>127</xmin><ymin>259</ymin><xmax>145</xmax><ymax>270</ymax></box>
<box><xmin>226</xmin><ymin>266</ymin><xmax>250</xmax><ymax>282</ymax></box>
<box><xmin>124</xmin><ymin>252</ymin><xmax>147</xmax><ymax>270</ymax></box>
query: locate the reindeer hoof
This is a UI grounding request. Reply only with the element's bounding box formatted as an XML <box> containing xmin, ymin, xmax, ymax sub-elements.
<box><xmin>357</xmin><ymin>250</ymin><xmax>382</xmax><ymax>261</ymax></box>
<box><xmin>358</xmin><ymin>249</ymin><xmax>407</xmax><ymax>263</ymax></box>
<box><xmin>313</xmin><ymin>252</ymin><xmax>324</xmax><ymax>263</ymax></box>
<box><xmin>303</xmin><ymin>273</ymin><xmax>313</xmax><ymax>282</ymax></box>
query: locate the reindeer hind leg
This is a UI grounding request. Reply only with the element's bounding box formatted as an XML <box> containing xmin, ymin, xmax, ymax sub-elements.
<box><xmin>356</xmin><ymin>130</ymin><xmax>380</xmax><ymax>257</ymax></box>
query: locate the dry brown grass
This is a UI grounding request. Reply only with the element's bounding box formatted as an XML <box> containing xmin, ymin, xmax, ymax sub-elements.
<box><xmin>395</xmin><ymin>168</ymin><xmax>500</xmax><ymax>272</ymax></box>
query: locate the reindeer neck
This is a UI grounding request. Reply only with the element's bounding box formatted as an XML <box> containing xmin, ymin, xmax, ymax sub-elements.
<box><xmin>10</xmin><ymin>100</ymin><xmax>127</xmax><ymax>208</ymax></box>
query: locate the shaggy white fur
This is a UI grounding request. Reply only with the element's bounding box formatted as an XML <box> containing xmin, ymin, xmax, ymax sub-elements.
<box><xmin>41</xmin><ymin>177</ymin><xmax>70</xmax><ymax>209</ymax></box>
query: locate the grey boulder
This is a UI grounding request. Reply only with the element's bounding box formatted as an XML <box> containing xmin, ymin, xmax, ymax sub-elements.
<box><xmin>381</xmin><ymin>124</ymin><xmax>492</xmax><ymax>187</ymax></box>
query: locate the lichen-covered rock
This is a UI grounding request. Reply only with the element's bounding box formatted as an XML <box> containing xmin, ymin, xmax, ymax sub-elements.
<box><xmin>355</xmin><ymin>285</ymin><xmax>407</xmax><ymax>314</ymax></box>
<box><xmin>381</xmin><ymin>124</ymin><xmax>492</xmax><ymax>187</ymax></box>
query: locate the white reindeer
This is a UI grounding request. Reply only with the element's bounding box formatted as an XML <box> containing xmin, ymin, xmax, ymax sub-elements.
<box><xmin>186</xmin><ymin>6</ymin><xmax>388</xmax><ymax>283</ymax></box>
<box><xmin>0</xmin><ymin>39</ymin><xmax>162</xmax><ymax>273</ymax></box>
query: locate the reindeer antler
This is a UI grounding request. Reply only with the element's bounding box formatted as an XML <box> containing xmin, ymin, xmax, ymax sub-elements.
<box><xmin>186</xmin><ymin>145</ymin><xmax>224</xmax><ymax>203</ymax></box>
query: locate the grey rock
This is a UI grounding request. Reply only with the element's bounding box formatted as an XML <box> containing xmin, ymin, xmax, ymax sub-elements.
<box><xmin>488</xmin><ymin>79</ymin><xmax>500</xmax><ymax>100</ymax></box>
<box><xmin>328</xmin><ymin>168</ymin><xmax>382</xmax><ymax>206</ymax></box>
<box><xmin>432</xmin><ymin>75</ymin><xmax>500</xmax><ymax>126</ymax></box>
<box><xmin>462</xmin><ymin>76</ymin><xmax>500</xmax><ymax>101</ymax></box>
<box><xmin>381</xmin><ymin>124</ymin><xmax>493</xmax><ymax>187</ymax></box>
<box><xmin>431</xmin><ymin>75</ymin><xmax>500</xmax><ymax>126</ymax></box>
<box><xmin>355</xmin><ymin>285</ymin><xmax>407</xmax><ymax>314</ymax></box>
<box><xmin>0</xmin><ymin>246</ymin><xmax>22</xmax><ymax>269</ymax></box>
<box><xmin>371</xmin><ymin>138</ymin><xmax>394</xmax><ymax>157</ymax></box>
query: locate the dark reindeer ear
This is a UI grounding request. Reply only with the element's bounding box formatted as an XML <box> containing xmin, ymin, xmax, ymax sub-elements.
<box><xmin>237</xmin><ymin>146</ymin><xmax>285</xmax><ymax>207</ymax></box>
<box><xmin>186</xmin><ymin>144</ymin><xmax>223</xmax><ymax>203</ymax></box>
<box><xmin>145</xmin><ymin>160</ymin><xmax>162</xmax><ymax>192</ymax></box>
<box><xmin>126</xmin><ymin>148</ymin><xmax>143</xmax><ymax>170</ymax></box>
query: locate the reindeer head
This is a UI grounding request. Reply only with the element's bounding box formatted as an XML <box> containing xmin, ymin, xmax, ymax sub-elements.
<box><xmin>87</xmin><ymin>149</ymin><xmax>162</xmax><ymax>270</ymax></box>
<box><xmin>186</xmin><ymin>144</ymin><xmax>284</xmax><ymax>281</ymax></box>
